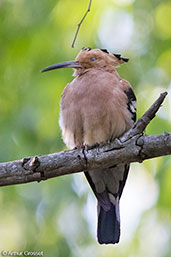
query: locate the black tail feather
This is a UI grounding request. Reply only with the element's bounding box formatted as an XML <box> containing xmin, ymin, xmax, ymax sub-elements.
<box><xmin>97</xmin><ymin>201</ymin><xmax>120</xmax><ymax>244</ymax></box>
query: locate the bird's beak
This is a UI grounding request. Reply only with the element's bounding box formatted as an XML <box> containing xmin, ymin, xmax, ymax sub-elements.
<box><xmin>40</xmin><ymin>61</ymin><xmax>82</xmax><ymax>73</ymax></box>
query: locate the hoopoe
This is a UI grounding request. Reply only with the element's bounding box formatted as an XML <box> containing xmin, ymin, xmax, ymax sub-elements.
<box><xmin>41</xmin><ymin>48</ymin><xmax>136</xmax><ymax>244</ymax></box>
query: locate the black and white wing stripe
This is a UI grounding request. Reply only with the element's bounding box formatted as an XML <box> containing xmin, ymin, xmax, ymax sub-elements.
<box><xmin>124</xmin><ymin>87</ymin><xmax>137</xmax><ymax>123</ymax></box>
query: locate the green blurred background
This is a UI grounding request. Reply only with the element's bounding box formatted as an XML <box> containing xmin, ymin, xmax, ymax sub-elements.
<box><xmin>0</xmin><ymin>0</ymin><xmax>171</xmax><ymax>256</ymax></box>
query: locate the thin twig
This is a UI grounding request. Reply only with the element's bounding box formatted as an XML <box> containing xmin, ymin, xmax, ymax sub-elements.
<box><xmin>72</xmin><ymin>0</ymin><xmax>92</xmax><ymax>48</ymax></box>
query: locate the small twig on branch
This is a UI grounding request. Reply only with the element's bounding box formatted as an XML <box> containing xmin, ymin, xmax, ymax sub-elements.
<box><xmin>72</xmin><ymin>0</ymin><xmax>92</xmax><ymax>48</ymax></box>
<box><xmin>120</xmin><ymin>91</ymin><xmax>168</xmax><ymax>142</ymax></box>
<box><xmin>0</xmin><ymin>92</ymin><xmax>170</xmax><ymax>187</ymax></box>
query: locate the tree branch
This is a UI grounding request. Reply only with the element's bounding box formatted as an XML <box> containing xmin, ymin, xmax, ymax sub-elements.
<box><xmin>72</xmin><ymin>0</ymin><xmax>92</xmax><ymax>48</ymax></box>
<box><xmin>0</xmin><ymin>92</ymin><xmax>170</xmax><ymax>187</ymax></box>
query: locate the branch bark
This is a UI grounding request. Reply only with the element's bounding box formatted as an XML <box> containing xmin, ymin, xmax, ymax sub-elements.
<box><xmin>0</xmin><ymin>92</ymin><xmax>170</xmax><ymax>187</ymax></box>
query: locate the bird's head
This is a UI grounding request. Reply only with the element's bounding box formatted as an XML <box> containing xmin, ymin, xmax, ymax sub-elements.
<box><xmin>41</xmin><ymin>48</ymin><xmax>129</xmax><ymax>76</ymax></box>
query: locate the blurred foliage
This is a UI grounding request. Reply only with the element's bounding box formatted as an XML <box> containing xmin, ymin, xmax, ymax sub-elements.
<box><xmin>0</xmin><ymin>0</ymin><xmax>171</xmax><ymax>256</ymax></box>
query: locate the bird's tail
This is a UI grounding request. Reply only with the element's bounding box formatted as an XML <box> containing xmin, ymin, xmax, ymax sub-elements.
<box><xmin>97</xmin><ymin>197</ymin><xmax>120</xmax><ymax>244</ymax></box>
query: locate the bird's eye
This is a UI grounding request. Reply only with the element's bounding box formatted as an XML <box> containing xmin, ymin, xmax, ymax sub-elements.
<box><xmin>90</xmin><ymin>57</ymin><xmax>96</xmax><ymax>62</ymax></box>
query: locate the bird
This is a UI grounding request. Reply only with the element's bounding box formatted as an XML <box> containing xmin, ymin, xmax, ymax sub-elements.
<box><xmin>41</xmin><ymin>48</ymin><xmax>136</xmax><ymax>244</ymax></box>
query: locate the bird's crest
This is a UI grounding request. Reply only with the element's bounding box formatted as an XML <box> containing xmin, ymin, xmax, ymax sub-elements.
<box><xmin>76</xmin><ymin>48</ymin><xmax>129</xmax><ymax>70</ymax></box>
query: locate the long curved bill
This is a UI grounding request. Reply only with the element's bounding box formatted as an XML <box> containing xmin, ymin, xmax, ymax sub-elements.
<box><xmin>40</xmin><ymin>61</ymin><xmax>82</xmax><ymax>72</ymax></box>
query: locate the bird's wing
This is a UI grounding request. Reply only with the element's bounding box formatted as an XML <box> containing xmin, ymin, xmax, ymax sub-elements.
<box><xmin>84</xmin><ymin>164</ymin><xmax>129</xmax><ymax>207</ymax></box>
<box><xmin>121</xmin><ymin>79</ymin><xmax>137</xmax><ymax>123</ymax></box>
<box><xmin>124</xmin><ymin>87</ymin><xmax>137</xmax><ymax>123</ymax></box>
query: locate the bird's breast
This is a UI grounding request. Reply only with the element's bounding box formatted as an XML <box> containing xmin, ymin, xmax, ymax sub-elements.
<box><xmin>59</xmin><ymin>70</ymin><xmax>132</xmax><ymax>148</ymax></box>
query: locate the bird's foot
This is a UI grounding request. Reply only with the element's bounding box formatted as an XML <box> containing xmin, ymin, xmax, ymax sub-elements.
<box><xmin>74</xmin><ymin>144</ymin><xmax>89</xmax><ymax>151</ymax></box>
